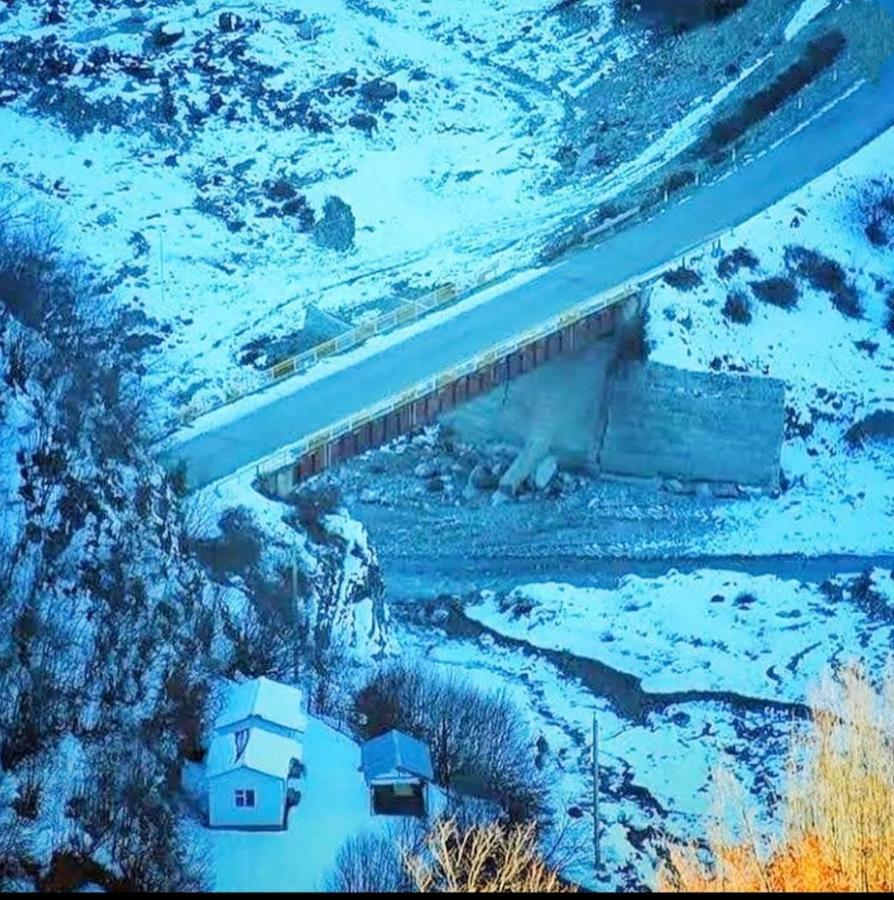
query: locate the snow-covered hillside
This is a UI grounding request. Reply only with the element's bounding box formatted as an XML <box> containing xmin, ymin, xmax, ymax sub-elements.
<box><xmin>3</xmin><ymin>0</ymin><xmax>894</xmax><ymax>893</ymax></box>
<box><xmin>0</xmin><ymin>228</ymin><xmax>393</xmax><ymax>891</ymax></box>
<box><xmin>0</xmin><ymin>0</ymin><xmax>861</xmax><ymax>426</ymax></box>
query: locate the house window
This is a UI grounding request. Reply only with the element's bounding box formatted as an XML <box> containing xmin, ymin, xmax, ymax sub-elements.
<box><xmin>234</xmin><ymin>789</ymin><xmax>256</xmax><ymax>808</ymax></box>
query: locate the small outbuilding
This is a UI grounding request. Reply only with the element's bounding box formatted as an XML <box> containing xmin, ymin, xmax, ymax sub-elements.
<box><xmin>360</xmin><ymin>730</ymin><xmax>434</xmax><ymax>817</ymax></box>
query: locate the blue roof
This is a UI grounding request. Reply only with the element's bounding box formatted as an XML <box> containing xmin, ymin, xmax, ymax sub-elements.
<box><xmin>360</xmin><ymin>730</ymin><xmax>434</xmax><ymax>783</ymax></box>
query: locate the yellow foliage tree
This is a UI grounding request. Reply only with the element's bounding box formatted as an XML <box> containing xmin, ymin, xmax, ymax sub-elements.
<box><xmin>405</xmin><ymin>818</ymin><xmax>576</xmax><ymax>893</ymax></box>
<box><xmin>658</xmin><ymin>664</ymin><xmax>894</xmax><ymax>892</ymax></box>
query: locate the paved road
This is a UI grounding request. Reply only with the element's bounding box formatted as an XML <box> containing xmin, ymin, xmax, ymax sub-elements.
<box><xmin>168</xmin><ymin>18</ymin><xmax>894</xmax><ymax>490</ymax></box>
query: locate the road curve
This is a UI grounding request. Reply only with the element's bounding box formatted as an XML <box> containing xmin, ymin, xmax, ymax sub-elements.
<box><xmin>168</xmin><ymin>15</ymin><xmax>894</xmax><ymax>491</ymax></box>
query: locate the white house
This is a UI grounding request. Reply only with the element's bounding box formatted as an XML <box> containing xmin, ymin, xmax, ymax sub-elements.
<box><xmin>207</xmin><ymin>677</ymin><xmax>307</xmax><ymax>829</ymax></box>
<box><xmin>207</xmin><ymin>727</ymin><xmax>303</xmax><ymax>829</ymax></box>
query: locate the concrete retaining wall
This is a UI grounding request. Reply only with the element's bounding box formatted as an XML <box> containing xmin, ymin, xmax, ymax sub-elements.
<box><xmin>598</xmin><ymin>362</ymin><xmax>785</xmax><ymax>488</ymax></box>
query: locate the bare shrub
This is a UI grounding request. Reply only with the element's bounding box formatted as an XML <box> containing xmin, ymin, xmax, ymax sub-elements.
<box><xmin>704</xmin><ymin>31</ymin><xmax>845</xmax><ymax>153</ymax></box>
<box><xmin>0</xmin><ymin>203</ymin><xmax>67</xmax><ymax>329</ymax></box>
<box><xmin>11</xmin><ymin>759</ymin><xmax>42</xmax><ymax>821</ymax></box>
<box><xmin>722</xmin><ymin>290</ymin><xmax>751</xmax><ymax>324</ymax></box>
<box><xmin>844</xmin><ymin>409</ymin><xmax>894</xmax><ymax>449</ymax></box>
<box><xmin>326</xmin><ymin>826</ymin><xmax>421</xmax><ymax>893</ymax></box>
<box><xmin>784</xmin><ymin>246</ymin><xmax>862</xmax><ymax>319</ymax></box>
<box><xmin>354</xmin><ymin>664</ymin><xmax>545</xmax><ymax>821</ymax></box>
<box><xmin>658</xmin><ymin>663</ymin><xmax>894</xmax><ymax>892</ymax></box>
<box><xmin>717</xmin><ymin>246</ymin><xmax>759</xmax><ymax>280</ymax></box>
<box><xmin>859</xmin><ymin>176</ymin><xmax>894</xmax><ymax>248</ymax></box>
<box><xmin>195</xmin><ymin>507</ymin><xmax>263</xmax><ymax>580</ymax></box>
<box><xmin>618</xmin><ymin>0</ymin><xmax>746</xmax><ymax>34</ymax></box>
<box><xmin>291</xmin><ymin>483</ymin><xmax>342</xmax><ymax>542</ymax></box>
<box><xmin>406</xmin><ymin>818</ymin><xmax>575</xmax><ymax>893</ymax></box>
<box><xmin>749</xmin><ymin>276</ymin><xmax>798</xmax><ymax>309</ymax></box>
<box><xmin>662</xmin><ymin>265</ymin><xmax>702</xmax><ymax>292</ymax></box>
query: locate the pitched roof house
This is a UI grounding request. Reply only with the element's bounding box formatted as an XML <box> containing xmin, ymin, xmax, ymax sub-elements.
<box><xmin>207</xmin><ymin>677</ymin><xmax>307</xmax><ymax>829</ymax></box>
<box><xmin>360</xmin><ymin>730</ymin><xmax>434</xmax><ymax>817</ymax></box>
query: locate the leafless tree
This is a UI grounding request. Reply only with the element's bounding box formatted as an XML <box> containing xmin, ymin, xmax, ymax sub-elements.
<box><xmin>355</xmin><ymin>663</ymin><xmax>546</xmax><ymax>821</ymax></box>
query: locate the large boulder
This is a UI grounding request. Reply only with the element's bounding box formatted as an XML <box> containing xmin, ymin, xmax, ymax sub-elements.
<box><xmin>360</xmin><ymin>78</ymin><xmax>398</xmax><ymax>109</ymax></box>
<box><xmin>152</xmin><ymin>22</ymin><xmax>185</xmax><ymax>49</ymax></box>
<box><xmin>533</xmin><ymin>455</ymin><xmax>558</xmax><ymax>491</ymax></box>
<box><xmin>313</xmin><ymin>196</ymin><xmax>355</xmax><ymax>252</ymax></box>
<box><xmin>218</xmin><ymin>12</ymin><xmax>243</xmax><ymax>32</ymax></box>
<box><xmin>469</xmin><ymin>462</ymin><xmax>499</xmax><ymax>491</ymax></box>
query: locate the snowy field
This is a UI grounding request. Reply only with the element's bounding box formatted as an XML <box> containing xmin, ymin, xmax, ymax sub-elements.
<box><xmin>396</xmin><ymin>563</ymin><xmax>894</xmax><ymax>888</ymax></box>
<box><xmin>470</xmin><ymin>569</ymin><xmax>894</xmax><ymax>701</ymax></box>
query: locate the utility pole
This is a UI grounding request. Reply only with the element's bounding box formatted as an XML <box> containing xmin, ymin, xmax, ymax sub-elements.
<box><xmin>592</xmin><ymin>712</ymin><xmax>600</xmax><ymax>872</ymax></box>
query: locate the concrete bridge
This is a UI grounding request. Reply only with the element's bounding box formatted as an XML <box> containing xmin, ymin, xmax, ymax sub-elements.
<box><xmin>259</xmin><ymin>291</ymin><xmax>628</xmax><ymax>497</ymax></box>
<box><xmin>161</xmin><ymin>14</ymin><xmax>894</xmax><ymax>494</ymax></box>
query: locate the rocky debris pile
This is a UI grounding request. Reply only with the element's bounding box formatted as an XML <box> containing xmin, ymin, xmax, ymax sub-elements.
<box><xmin>350</xmin><ymin>428</ymin><xmax>582</xmax><ymax>507</ymax></box>
<box><xmin>0</xmin><ymin>4</ymin><xmax>411</xmax><ymax>151</ymax></box>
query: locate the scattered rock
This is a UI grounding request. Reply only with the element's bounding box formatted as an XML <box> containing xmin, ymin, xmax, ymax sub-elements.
<box><xmin>218</xmin><ymin>12</ymin><xmax>244</xmax><ymax>32</ymax></box>
<box><xmin>711</xmin><ymin>482</ymin><xmax>743</xmax><ymax>499</ymax></box>
<box><xmin>429</xmin><ymin>607</ymin><xmax>449</xmax><ymax>625</ymax></box>
<box><xmin>265</xmin><ymin>178</ymin><xmax>297</xmax><ymax>202</ymax></box>
<box><xmin>297</xmin><ymin>20</ymin><xmax>319</xmax><ymax>41</ymax></box>
<box><xmin>360</xmin><ymin>78</ymin><xmax>398</xmax><ymax>109</ymax></box>
<box><xmin>424</xmin><ymin>475</ymin><xmax>444</xmax><ymax>493</ymax></box>
<box><xmin>152</xmin><ymin>23</ymin><xmax>185</xmax><ymax>50</ymax></box>
<box><xmin>414</xmin><ymin>460</ymin><xmax>439</xmax><ymax>479</ymax></box>
<box><xmin>128</xmin><ymin>231</ymin><xmax>150</xmax><ymax>257</ymax></box>
<box><xmin>469</xmin><ymin>462</ymin><xmax>499</xmax><ymax>491</ymax></box>
<box><xmin>349</xmin><ymin>112</ymin><xmax>377</xmax><ymax>133</ymax></box>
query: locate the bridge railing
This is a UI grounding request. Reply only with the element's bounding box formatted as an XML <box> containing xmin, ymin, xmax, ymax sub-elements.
<box><xmin>176</xmin><ymin>265</ymin><xmax>502</xmax><ymax>427</ymax></box>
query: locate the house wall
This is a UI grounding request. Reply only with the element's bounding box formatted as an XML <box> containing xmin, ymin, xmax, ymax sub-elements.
<box><xmin>216</xmin><ymin>716</ymin><xmax>301</xmax><ymax>742</ymax></box>
<box><xmin>208</xmin><ymin>769</ymin><xmax>285</xmax><ymax>829</ymax></box>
